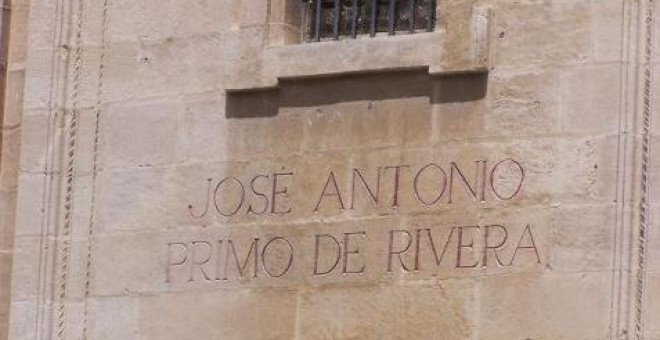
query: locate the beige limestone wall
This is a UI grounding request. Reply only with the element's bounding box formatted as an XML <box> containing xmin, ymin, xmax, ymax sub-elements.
<box><xmin>0</xmin><ymin>0</ymin><xmax>28</xmax><ymax>338</ymax></box>
<box><xmin>648</xmin><ymin>2</ymin><xmax>660</xmax><ymax>339</ymax></box>
<box><xmin>2</xmin><ymin>0</ymin><xmax>659</xmax><ymax>339</ymax></box>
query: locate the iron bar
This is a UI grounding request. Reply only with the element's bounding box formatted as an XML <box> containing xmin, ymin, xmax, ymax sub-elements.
<box><xmin>409</xmin><ymin>0</ymin><xmax>416</xmax><ymax>32</ymax></box>
<box><xmin>305</xmin><ymin>0</ymin><xmax>434</xmax><ymax>41</ymax></box>
<box><xmin>426</xmin><ymin>0</ymin><xmax>433</xmax><ymax>32</ymax></box>
<box><xmin>333</xmin><ymin>0</ymin><xmax>341</xmax><ymax>39</ymax></box>
<box><xmin>370</xmin><ymin>0</ymin><xmax>377</xmax><ymax>36</ymax></box>
<box><xmin>315</xmin><ymin>0</ymin><xmax>322</xmax><ymax>41</ymax></box>
<box><xmin>351</xmin><ymin>0</ymin><xmax>358</xmax><ymax>38</ymax></box>
<box><xmin>388</xmin><ymin>0</ymin><xmax>395</xmax><ymax>35</ymax></box>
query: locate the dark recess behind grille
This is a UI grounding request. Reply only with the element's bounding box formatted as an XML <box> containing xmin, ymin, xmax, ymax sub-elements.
<box><xmin>304</xmin><ymin>0</ymin><xmax>435</xmax><ymax>42</ymax></box>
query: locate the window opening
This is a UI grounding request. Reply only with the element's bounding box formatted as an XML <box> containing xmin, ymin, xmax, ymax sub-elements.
<box><xmin>302</xmin><ymin>0</ymin><xmax>436</xmax><ymax>42</ymax></box>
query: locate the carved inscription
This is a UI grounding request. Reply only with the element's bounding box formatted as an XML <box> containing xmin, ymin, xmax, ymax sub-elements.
<box><xmin>386</xmin><ymin>224</ymin><xmax>540</xmax><ymax>271</ymax></box>
<box><xmin>169</xmin><ymin>158</ymin><xmax>541</xmax><ymax>284</ymax></box>
<box><xmin>188</xmin><ymin>171</ymin><xmax>294</xmax><ymax>218</ymax></box>
<box><xmin>166</xmin><ymin>223</ymin><xmax>541</xmax><ymax>283</ymax></box>
<box><xmin>188</xmin><ymin>158</ymin><xmax>525</xmax><ymax>218</ymax></box>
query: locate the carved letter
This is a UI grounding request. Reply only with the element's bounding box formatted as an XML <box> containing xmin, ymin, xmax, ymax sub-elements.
<box><xmin>189</xmin><ymin>178</ymin><xmax>213</xmax><ymax>219</ymax></box>
<box><xmin>261</xmin><ymin>237</ymin><xmax>294</xmax><ymax>278</ymax></box>
<box><xmin>480</xmin><ymin>160</ymin><xmax>488</xmax><ymax>202</ymax></box>
<box><xmin>350</xmin><ymin>168</ymin><xmax>381</xmax><ymax>209</ymax></box>
<box><xmin>189</xmin><ymin>241</ymin><xmax>213</xmax><ymax>282</ymax></box>
<box><xmin>271</xmin><ymin>172</ymin><xmax>294</xmax><ymax>214</ymax></box>
<box><xmin>483</xmin><ymin>224</ymin><xmax>508</xmax><ymax>268</ymax></box>
<box><xmin>224</xmin><ymin>238</ymin><xmax>259</xmax><ymax>279</ymax></box>
<box><xmin>385</xmin><ymin>165</ymin><xmax>411</xmax><ymax>208</ymax></box>
<box><xmin>247</xmin><ymin>174</ymin><xmax>270</xmax><ymax>215</ymax></box>
<box><xmin>414</xmin><ymin>228</ymin><xmax>456</xmax><ymax>270</ymax></box>
<box><xmin>213</xmin><ymin>177</ymin><xmax>245</xmax><ymax>217</ymax></box>
<box><xmin>448</xmin><ymin>162</ymin><xmax>480</xmax><ymax>203</ymax></box>
<box><xmin>509</xmin><ymin>224</ymin><xmax>541</xmax><ymax>265</ymax></box>
<box><xmin>215</xmin><ymin>240</ymin><xmax>224</xmax><ymax>281</ymax></box>
<box><xmin>456</xmin><ymin>226</ymin><xmax>480</xmax><ymax>268</ymax></box>
<box><xmin>413</xmin><ymin>164</ymin><xmax>448</xmax><ymax>206</ymax></box>
<box><xmin>490</xmin><ymin>158</ymin><xmax>525</xmax><ymax>200</ymax></box>
<box><xmin>342</xmin><ymin>231</ymin><xmax>366</xmax><ymax>274</ymax></box>
<box><xmin>387</xmin><ymin>230</ymin><xmax>413</xmax><ymax>272</ymax></box>
<box><xmin>314</xmin><ymin>171</ymin><xmax>345</xmax><ymax>212</ymax></box>
<box><xmin>166</xmin><ymin>242</ymin><xmax>188</xmax><ymax>283</ymax></box>
<box><xmin>313</xmin><ymin>234</ymin><xmax>341</xmax><ymax>275</ymax></box>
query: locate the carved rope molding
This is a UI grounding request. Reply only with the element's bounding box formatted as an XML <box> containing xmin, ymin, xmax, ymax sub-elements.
<box><xmin>635</xmin><ymin>0</ymin><xmax>655</xmax><ymax>338</ymax></box>
<box><xmin>34</xmin><ymin>0</ymin><xmax>76</xmax><ymax>338</ymax></box>
<box><xmin>42</xmin><ymin>0</ymin><xmax>109</xmax><ymax>338</ymax></box>
<box><xmin>610</xmin><ymin>0</ymin><xmax>656</xmax><ymax>339</ymax></box>
<box><xmin>80</xmin><ymin>0</ymin><xmax>109</xmax><ymax>339</ymax></box>
<box><xmin>55</xmin><ymin>0</ymin><xmax>86</xmax><ymax>337</ymax></box>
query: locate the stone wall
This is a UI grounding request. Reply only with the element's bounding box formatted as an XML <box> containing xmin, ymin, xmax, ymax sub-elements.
<box><xmin>0</xmin><ymin>0</ymin><xmax>28</xmax><ymax>338</ymax></box>
<box><xmin>2</xmin><ymin>0</ymin><xmax>660</xmax><ymax>339</ymax></box>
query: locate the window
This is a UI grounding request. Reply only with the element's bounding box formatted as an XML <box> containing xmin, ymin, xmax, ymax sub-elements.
<box><xmin>301</xmin><ymin>0</ymin><xmax>436</xmax><ymax>42</ymax></box>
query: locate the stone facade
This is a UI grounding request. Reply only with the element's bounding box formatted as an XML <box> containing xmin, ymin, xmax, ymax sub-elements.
<box><xmin>0</xmin><ymin>0</ymin><xmax>659</xmax><ymax>339</ymax></box>
<box><xmin>0</xmin><ymin>0</ymin><xmax>28</xmax><ymax>337</ymax></box>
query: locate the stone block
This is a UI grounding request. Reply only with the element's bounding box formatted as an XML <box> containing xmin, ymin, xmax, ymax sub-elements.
<box><xmin>138</xmin><ymin>289</ymin><xmax>296</xmax><ymax>339</ymax></box>
<box><xmin>563</xmin><ymin>64</ymin><xmax>621</xmax><ymax>135</ymax></box>
<box><xmin>0</xmin><ymin>189</ymin><xmax>17</xmax><ymax>250</ymax></box>
<box><xmin>649</xmin><ymin>204</ymin><xmax>660</xmax><ymax>274</ymax></box>
<box><xmin>103</xmin><ymin>42</ymin><xmax>138</xmax><ymax>103</ymax></box>
<box><xmin>647</xmin><ymin>273</ymin><xmax>660</xmax><ymax>339</ymax></box>
<box><xmin>650</xmin><ymin>136</ymin><xmax>660</xmax><ymax>201</ymax></box>
<box><xmin>2</xmin><ymin>68</ymin><xmax>25</xmax><ymax>128</ymax></box>
<box><xmin>102</xmin><ymin>98</ymin><xmax>180</xmax><ymax>169</ymax></box>
<box><xmin>131</xmin><ymin>38</ymin><xmax>188</xmax><ymax>98</ymax></box>
<box><xmin>591</xmin><ymin>0</ymin><xmax>624</xmax><ymax>62</ymax></box>
<box><xmin>301</xmin><ymin>97</ymin><xmax>431</xmax><ymax>151</ymax></box>
<box><xmin>19</xmin><ymin>110</ymin><xmax>57</xmax><ymax>173</ymax></box>
<box><xmin>179</xmin><ymin>92</ymin><xmax>228</xmax><ymax>162</ymax></box>
<box><xmin>221</xmin><ymin>26</ymin><xmax>267</xmax><ymax>89</ymax></box>
<box><xmin>86</xmin><ymin>297</ymin><xmax>139</xmax><ymax>340</ymax></box>
<box><xmin>493</xmin><ymin>1</ymin><xmax>591</xmax><ymax>68</ymax></box>
<box><xmin>478</xmin><ymin>273</ymin><xmax>611</xmax><ymax>340</ymax></box>
<box><xmin>0</xmin><ymin>252</ymin><xmax>11</xmax><ymax>315</ymax></box>
<box><xmin>25</xmin><ymin>0</ymin><xmax>57</xmax><ymax>53</ymax></box>
<box><xmin>0</xmin><ymin>128</ymin><xmax>21</xmax><ymax>190</ymax></box>
<box><xmin>96</xmin><ymin>167</ymin><xmax>186</xmax><ymax>232</ymax></box>
<box><xmin>298</xmin><ymin>283</ymin><xmax>473</xmax><ymax>339</ymax></box>
<box><xmin>222</xmin><ymin>110</ymin><xmax>305</xmax><ymax>160</ymax></box>
<box><xmin>482</xmin><ymin>68</ymin><xmax>562</xmax><ymax>138</ymax></box>
<box><xmin>22</xmin><ymin>49</ymin><xmax>55</xmax><ymax>110</ymax></box>
<box><xmin>8</xmin><ymin>299</ymin><xmax>38</xmax><ymax>340</ymax></box>
<box><xmin>7</xmin><ymin>236</ymin><xmax>41</xmax><ymax>300</ymax></box>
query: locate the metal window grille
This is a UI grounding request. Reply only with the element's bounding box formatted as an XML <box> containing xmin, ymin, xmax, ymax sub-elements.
<box><xmin>302</xmin><ymin>0</ymin><xmax>436</xmax><ymax>42</ymax></box>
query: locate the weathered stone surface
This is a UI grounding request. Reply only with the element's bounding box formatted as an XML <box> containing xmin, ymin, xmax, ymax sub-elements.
<box><xmin>648</xmin><ymin>273</ymin><xmax>660</xmax><ymax>339</ymax></box>
<box><xmin>139</xmin><ymin>289</ymin><xmax>296</xmax><ymax>339</ymax></box>
<box><xmin>493</xmin><ymin>1</ymin><xmax>591</xmax><ymax>68</ymax></box>
<box><xmin>2</xmin><ymin>0</ymin><xmax>660</xmax><ymax>339</ymax></box>
<box><xmin>298</xmin><ymin>284</ymin><xmax>473</xmax><ymax>339</ymax></box>
<box><xmin>478</xmin><ymin>273</ymin><xmax>611</xmax><ymax>340</ymax></box>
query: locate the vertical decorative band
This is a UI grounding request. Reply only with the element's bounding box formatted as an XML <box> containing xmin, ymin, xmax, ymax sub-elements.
<box><xmin>635</xmin><ymin>0</ymin><xmax>654</xmax><ymax>338</ymax></box>
<box><xmin>55</xmin><ymin>0</ymin><xmax>85</xmax><ymax>338</ymax></box>
<box><xmin>81</xmin><ymin>0</ymin><xmax>109</xmax><ymax>338</ymax></box>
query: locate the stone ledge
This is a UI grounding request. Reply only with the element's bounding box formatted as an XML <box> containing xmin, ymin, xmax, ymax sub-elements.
<box><xmin>263</xmin><ymin>31</ymin><xmax>448</xmax><ymax>82</ymax></box>
<box><xmin>228</xmin><ymin>6</ymin><xmax>492</xmax><ymax>91</ymax></box>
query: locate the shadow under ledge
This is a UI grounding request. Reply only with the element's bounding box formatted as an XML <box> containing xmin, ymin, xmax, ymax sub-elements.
<box><xmin>225</xmin><ymin>68</ymin><xmax>488</xmax><ymax>119</ymax></box>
